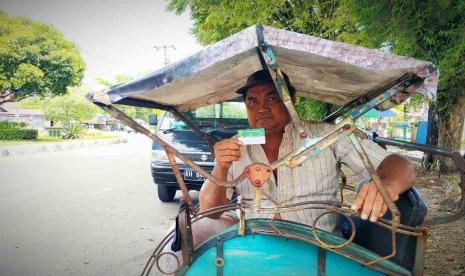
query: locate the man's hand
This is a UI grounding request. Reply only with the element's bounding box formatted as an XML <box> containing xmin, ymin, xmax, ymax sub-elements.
<box><xmin>351</xmin><ymin>182</ymin><xmax>401</xmax><ymax>222</ymax></box>
<box><xmin>200</xmin><ymin>138</ymin><xmax>242</xmax><ymax>216</ymax></box>
<box><xmin>214</xmin><ymin>138</ymin><xmax>242</xmax><ymax>171</ymax></box>
<box><xmin>351</xmin><ymin>154</ymin><xmax>416</xmax><ymax>222</ymax></box>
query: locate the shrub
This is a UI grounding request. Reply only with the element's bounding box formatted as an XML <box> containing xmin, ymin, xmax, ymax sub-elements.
<box><xmin>0</xmin><ymin>129</ymin><xmax>38</xmax><ymax>140</ymax></box>
<box><xmin>61</xmin><ymin>122</ymin><xmax>83</xmax><ymax>139</ymax></box>
<box><xmin>0</xmin><ymin>121</ymin><xmax>27</xmax><ymax>130</ymax></box>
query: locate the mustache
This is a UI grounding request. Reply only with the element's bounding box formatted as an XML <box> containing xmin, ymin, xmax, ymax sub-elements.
<box><xmin>256</xmin><ymin>112</ymin><xmax>273</xmax><ymax>120</ymax></box>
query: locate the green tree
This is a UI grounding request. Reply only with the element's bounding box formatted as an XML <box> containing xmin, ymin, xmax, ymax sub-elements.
<box><xmin>43</xmin><ymin>94</ymin><xmax>98</xmax><ymax>123</ymax></box>
<box><xmin>346</xmin><ymin>0</ymin><xmax>465</xmax><ymax>171</ymax></box>
<box><xmin>166</xmin><ymin>0</ymin><xmax>356</xmax><ymax>120</ymax></box>
<box><xmin>22</xmin><ymin>85</ymin><xmax>99</xmax><ymax>124</ymax></box>
<box><xmin>0</xmin><ymin>11</ymin><xmax>85</xmax><ymax>104</ymax></box>
<box><xmin>95</xmin><ymin>75</ymin><xmax>158</xmax><ymax>122</ymax></box>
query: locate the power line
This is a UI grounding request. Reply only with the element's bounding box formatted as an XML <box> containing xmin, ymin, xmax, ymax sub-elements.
<box><xmin>154</xmin><ymin>44</ymin><xmax>176</xmax><ymax>65</ymax></box>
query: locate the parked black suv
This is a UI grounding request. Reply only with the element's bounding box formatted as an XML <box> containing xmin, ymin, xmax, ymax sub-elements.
<box><xmin>151</xmin><ymin>101</ymin><xmax>248</xmax><ymax>202</ymax></box>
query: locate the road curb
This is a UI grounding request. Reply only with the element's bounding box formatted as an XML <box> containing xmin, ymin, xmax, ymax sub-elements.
<box><xmin>0</xmin><ymin>137</ymin><xmax>128</xmax><ymax>157</ymax></box>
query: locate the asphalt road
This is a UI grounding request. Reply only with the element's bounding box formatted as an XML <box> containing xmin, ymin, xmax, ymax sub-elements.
<box><xmin>0</xmin><ymin>134</ymin><xmax>194</xmax><ymax>276</ymax></box>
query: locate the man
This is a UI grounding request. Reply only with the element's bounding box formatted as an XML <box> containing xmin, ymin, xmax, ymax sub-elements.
<box><xmin>199</xmin><ymin>69</ymin><xmax>416</xmax><ymax>233</ymax></box>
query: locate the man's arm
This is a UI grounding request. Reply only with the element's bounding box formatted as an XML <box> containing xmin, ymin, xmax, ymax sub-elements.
<box><xmin>352</xmin><ymin>154</ymin><xmax>416</xmax><ymax>222</ymax></box>
<box><xmin>199</xmin><ymin>139</ymin><xmax>242</xmax><ymax>218</ymax></box>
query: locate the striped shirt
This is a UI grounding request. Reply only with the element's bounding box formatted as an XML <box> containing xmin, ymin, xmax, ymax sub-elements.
<box><xmin>225</xmin><ymin>121</ymin><xmax>390</xmax><ymax>233</ymax></box>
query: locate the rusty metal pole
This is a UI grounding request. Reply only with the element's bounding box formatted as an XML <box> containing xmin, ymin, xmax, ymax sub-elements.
<box><xmin>166</xmin><ymin>151</ymin><xmax>196</xmax><ymax>216</ymax></box>
<box><xmin>413</xmin><ymin>229</ymin><xmax>428</xmax><ymax>276</ymax></box>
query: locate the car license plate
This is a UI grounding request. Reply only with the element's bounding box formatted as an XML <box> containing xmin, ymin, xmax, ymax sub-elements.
<box><xmin>183</xmin><ymin>169</ymin><xmax>205</xmax><ymax>181</ymax></box>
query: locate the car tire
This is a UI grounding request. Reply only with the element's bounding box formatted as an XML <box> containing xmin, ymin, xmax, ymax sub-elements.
<box><xmin>158</xmin><ymin>185</ymin><xmax>177</xmax><ymax>202</ymax></box>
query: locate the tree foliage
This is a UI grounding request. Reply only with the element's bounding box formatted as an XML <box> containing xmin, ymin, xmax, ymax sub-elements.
<box><xmin>166</xmin><ymin>0</ymin><xmax>357</xmax><ymax>120</ymax></box>
<box><xmin>22</xmin><ymin>86</ymin><xmax>99</xmax><ymax>124</ymax></box>
<box><xmin>346</xmin><ymin>1</ymin><xmax>465</xmax><ymax>171</ymax></box>
<box><xmin>167</xmin><ymin>0</ymin><xmax>357</xmax><ymax>45</ymax></box>
<box><xmin>42</xmin><ymin>94</ymin><xmax>98</xmax><ymax>123</ymax></box>
<box><xmin>95</xmin><ymin>75</ymin><xmax>158</xmax><ymax>122</ymax></box>
<box><xmin>0</xmin><ymin>11</ymin><xmax>85</xmax><ymax>104</ymax></box>
<box><xmin>347</xmin><ymin>0</ymin><xmax>465</xmax><ymax>119</ymax></box>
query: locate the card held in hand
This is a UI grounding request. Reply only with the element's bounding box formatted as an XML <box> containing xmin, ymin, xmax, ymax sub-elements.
<box><xmin>237</xmin><ymin>128</ymin><xmax>265</xmax><ymax>145</ymax></box>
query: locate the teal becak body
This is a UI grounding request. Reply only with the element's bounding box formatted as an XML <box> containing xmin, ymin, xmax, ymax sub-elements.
<box><xmin>182</xmin><ymin>219</ymin><xmax>411</xmax><ymax>276</ymax></box>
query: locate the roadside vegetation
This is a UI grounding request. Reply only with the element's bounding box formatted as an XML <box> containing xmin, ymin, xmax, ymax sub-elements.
<box><xmin>0</xmin><ymin>121</ymin><xmax>38</xmax><ymax>140</ymax></box>
<box><xmin>0</xmin><ymin>134</ymin><xmax>117</xmax><ymax>146</ymax></box>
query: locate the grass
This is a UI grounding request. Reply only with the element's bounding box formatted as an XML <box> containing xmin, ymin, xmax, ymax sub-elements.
<box><xmin>0</xmin><ymin>135</ymin><xmax>118</xmax><ymax>146</ymax></box>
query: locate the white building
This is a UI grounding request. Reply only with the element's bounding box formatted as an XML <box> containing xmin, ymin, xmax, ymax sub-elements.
<box><xmin>0</xmin><ymin>104</ymin><xmax>49</xmax><ymax>130</ymax></box>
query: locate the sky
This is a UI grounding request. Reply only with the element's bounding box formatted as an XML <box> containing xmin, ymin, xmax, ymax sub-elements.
<box><xmin>0</xmin><ymin>0</ymin><xmax>203</xmax><ymax>89</ymax></box>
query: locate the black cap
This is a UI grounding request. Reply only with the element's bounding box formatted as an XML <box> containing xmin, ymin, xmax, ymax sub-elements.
<box><xmin>236</xmin><ymin>69</ymin><xmax>294</xmax><ymax>95</ymax></box>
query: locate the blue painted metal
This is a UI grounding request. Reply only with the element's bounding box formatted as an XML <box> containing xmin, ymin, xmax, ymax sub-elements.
<box><xmin>363</xmin><ymin>109</ymin><xmax>397</xmax><ymax>118</ymax></box>
<box><xmin>259</xmin><ymin>42</ymin><xmax>278</xmax><ymax>70</ymax></box>
<box><xmin>183</xmin><ymin>219</ymin><xmax>411</xmax><ymax>276</ymax></box>
<box><xmin>350</xmin><ymin>89</ymin><xmax>398</xmax><ymax>120</ymax></box>
<box><xmin>416</xmin><ymin>121</ymin><xmax>428</xmax><ymax>144</ymax></box>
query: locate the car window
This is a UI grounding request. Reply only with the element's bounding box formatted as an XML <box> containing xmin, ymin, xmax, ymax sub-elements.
<box><xmin>194</xmin><ymin>102</ymin><xmax>247</xmax><ymax>119</ymax></box>
<box><xmin>159</xmin><ymin>101</ymin><xmax>248</xmax><ymax>131</ymax></box>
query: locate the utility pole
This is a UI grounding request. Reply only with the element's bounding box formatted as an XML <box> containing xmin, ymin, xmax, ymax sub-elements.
<box><xmin>154</xmin><ymin>44</ymin><xmax>176</xmax><ymax>65</ymax></box>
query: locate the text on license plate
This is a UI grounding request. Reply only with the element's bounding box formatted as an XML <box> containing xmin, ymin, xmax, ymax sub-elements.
<box><xmin>183</xmin><ymin>169</ymin><xmax>205</xmax><ymax>181</ymax></box>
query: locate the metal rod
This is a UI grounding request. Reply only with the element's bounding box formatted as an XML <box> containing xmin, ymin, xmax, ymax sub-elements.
<box><xmin>270</xmin><ymin>117</ymin><xmax>355</xmax><ymax>170</ymax></box>
<box><xmin>324</xmin><ymin>73</ymin><xmax>423</xmax><ymax>122</ymax></box>
<box><xmin>349</xmin><ymin>131</ymin><xmax>400</xmax><ymax>266</ymax></box>
<box><xmin>179</xmin><ymin>208</ymin><xmax>194</xmax><ymax>266</ymax></box>
<box><xmin>97</xmin><ymin>103</ymin><xmax>239</xmax><ymax>188</ymax></box>
<box><xmin>352</xmin><ymin>130</ymin><xmax>401</xmax><ymax>219</ymax></box>
<box><xmin>166</xmin><ymin>151</ymin><xmax>196</xmax><ymax>215</ymax></box>
<box><xmin>374</xmin><ymin>137</ymin><xmax>455</xmax><ymax>157</ymax></box>
<box><xmin>317</xmin><ymin>247</ymin><xmax>326</xmax><ymax>276</ymax></box>
<box><xmin>275</xmin><ymin>68</ymin><xmax>307</xmax><ymax>138</ymax></box>
<box><xmin>374</xmin><ymin>137</ymin><xmax>465</xmax><ymax>226</ymax></box>
<box><xmin>412</xmin><ymin>229</ymin><xmax>428</xmax><ymax>276</ymax></box>
<box><xmin>258</xmin><ymin>43</ymin><xmax>308</xmax><ymax>139</ymax></box>
<box><xmin>169</xmin><ymin>108</ymin><xmax>216</xmax><ymax>156</ymax></box>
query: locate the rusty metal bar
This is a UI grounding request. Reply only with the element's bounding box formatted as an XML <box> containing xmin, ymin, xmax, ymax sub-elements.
<box><xmin>323</xmin><ymin>73</ymin><xmax>423</xmax><ymax>123</ymax></box>
<box><xmin>96</xmin><ymin>103</ymin><xmax>241</xmax><ymax>188</ymax></box>
<box><xmin>240</xmin><ymin>199</ymin><xmax>424</xmax><ymax>236</ymax></box>
<box><xmin>166</xmin><ymin>151</ymin><xmax>196</xmax><ymax>215</ymax></box>
<box><xmin>239</xmin><ymin>209</ymin><xmax>246</xmax><ymax>236</ymax></box>
<box><xmin>275</xmin><ymin>67</ymin><xmax>307</xmax><ymax>138</ymax></box>
<box><xmin>142</xmin><ymin>229</ymin><xmax>176</xmax><ymax>276</ymax></box>
<box><xmin>412</xmin><ymin>229</ymin><xmax>428</xmax><ymax>276</ymax></box>
<box><xmin>258</xmin><ymin>43</ymin><xmax>308</xmax><ymax>139</ymax></box>
<box><xmin>286</xmin><ymin>123</ymin><xmax>354</xmax><ymax>168</ymax></box>
<box><xmin>179</xmin><ymin>209</ymin><xmax>194</xmax><ymax>266</ymax></box>
<box><xmin>270</xmin><ymin>117</ymin><xmax>355</xmax><ymax>170</ymax></box>
<box><xmin>352</xmin><ymin>130</ymin><xmax>401</xmax><ymax>219</ymax></box>
<box><xmin>374</xmin><ymin>137</ymin><xmax>457</xmax><ymax>157</ymax></box>
<box><xmin>169</xmin><ymin>107</ymin><xmax>216</xmax><ymax>156</ymax></box>
<box><xmin>349</xmin><ymin>131</ymin><xmax>400</xmax><ymax>266</ymax></box>
<box><xmin>216</xmin><ymin>236</ymin><xmax>224</xmax><ymax>276</ymax></box>
<box><xmin>311</xmin><ymin>211</ymin><xmax>357</xmax><ymax>250</ymax></box>
<box><xmin>340</xmin><ymin>170</ymin><xmax>347</xmax><ymax>203</ymax></box>
<box><xmin>317</xmin><ymin>247</ymin><xmax>326</xmax><ymax>276</ymax></box>
<box><xmin>374</xmin><ymin>137</ymin><xmax>465</xmax><ymax>226</ymax></box>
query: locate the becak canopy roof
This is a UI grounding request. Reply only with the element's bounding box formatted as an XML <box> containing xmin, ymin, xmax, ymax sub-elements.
<box><xmin>89</xmin><ymin>25</ymin><xmax>438</xmax><ymax>112</ymax></box>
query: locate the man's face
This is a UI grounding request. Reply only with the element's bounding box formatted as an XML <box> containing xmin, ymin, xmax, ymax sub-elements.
<box><xmin>244</xmin><ymin>83</ymin><xmax>291</xmax><ymax>135</ymax></box>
